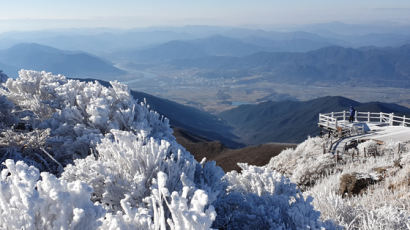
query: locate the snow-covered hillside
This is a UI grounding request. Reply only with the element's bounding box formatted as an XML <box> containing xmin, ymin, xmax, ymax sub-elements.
<box><xmin>268</xmin><ymin>137</ymin><xmax>410</xmax><ymax>229</ymax></box>
<box><xmin>0</xmin><ymin>70</ymin><xmax>337</xmax><ymax>229</ymax></box>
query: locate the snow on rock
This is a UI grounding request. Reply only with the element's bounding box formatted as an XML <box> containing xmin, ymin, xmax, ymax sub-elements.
<box><xmin>0</xmin><ymin>70</ymin><xmax>337</xmax><ymax>229</ymax></box>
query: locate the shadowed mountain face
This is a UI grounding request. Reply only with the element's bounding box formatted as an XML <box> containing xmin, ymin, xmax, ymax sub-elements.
<box><xmin>219</xmin><ymin>96</ymin><xmax>410</xmax><ymax>145</ymax></box>
<box><xmin>0</xmin><ymin>43</ymin><xmax>125</xmax><ymax>79</ymax></box>
<box><xmin>169</xmin><ymin>45</ymin><xmax>410</xmax><ymax>87</ymax></box>
<box><xmin>129</xmin><ymin>90</ymin><xmax>242</xmax><ymax>148</ymax></box>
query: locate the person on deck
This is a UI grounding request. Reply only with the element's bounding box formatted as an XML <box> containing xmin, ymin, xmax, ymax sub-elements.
<box><xmin>349</xmin><ymin>106</ymin><xmax>356</xmax><ymax>123</ymax></box>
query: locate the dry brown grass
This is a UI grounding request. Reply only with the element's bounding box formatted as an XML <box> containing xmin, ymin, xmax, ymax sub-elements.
<box><xmin>174</xmin><ymin>128</ymin><xmax>296</xmax><ymax>172</ymax></box>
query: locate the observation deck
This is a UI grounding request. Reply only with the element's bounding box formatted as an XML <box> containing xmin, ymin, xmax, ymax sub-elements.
<box><xmin>318</xmin><ymin>111</ymin><xmax>410</xmax><ymax>154</ymax></box>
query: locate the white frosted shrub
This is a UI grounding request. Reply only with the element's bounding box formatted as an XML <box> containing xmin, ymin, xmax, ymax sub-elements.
<box><xmin>267</xmin><ymin>137</ymin><xmax>336</xmax><ymax>187</ymax></box>
<box><xmin>60</xmin><ymin>126</ymin><xmax>224</xmax><ymax>228</ymax></box>
<box><xmin>62</xmin><ymin>129</ymin><xmax>179</xmax><ymax>211</ymax></box>
<box><xmin>0</xmin><ymin>70</ymin><xmax>173</xmax><ymax>170</ymax></box>
<box><xmin>149</xmin><ymin>171</ymin><xmax>216</xmax><ymax>230</ymax></box>
<box><xmin>213</xmin><ymin>163</ymin><xmax>338</xmax><ymax>229</ymax></box>
<box><xmin>0</xmin><ymin>95</ymin><xmax>15</xmax><ymax>128</ymax></box>
<box><xmin>294</xmin><ymin>140</ymin><xmax>410</xmax><ymax>230</ymax></box>
<box><xmin>0</xmin><ymin>70</ymin><xmax>343</xmax><ymax>229</ymax></box>
<box><xmin>357</xmin><ymin>140</ymin><xmax>378</xmax><ymax>156</ymax></box>
<box><xmin>0</xmin><ymin>159</ymin><xmax>104</xmax><ymax>230</ymax></box>
<box><xmin>0</xmin><ymin>129</ymin><xmax>52</xmax><ymax>171</ymax></box>
<box><xmin>100</xmin><ymin>171</ymin><xmax>216</xmax><ymax>230</ymax></box>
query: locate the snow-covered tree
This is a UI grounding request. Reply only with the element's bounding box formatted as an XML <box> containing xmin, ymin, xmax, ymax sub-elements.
<box><xmin>0</xmin><ymin>159</ymin><xmax>104</xmax><ymax>230</ymax></box>
<box><xmin>0</xmin><ymin>70</ymin><xmax>337</xmax><ymax>229</ymax></box>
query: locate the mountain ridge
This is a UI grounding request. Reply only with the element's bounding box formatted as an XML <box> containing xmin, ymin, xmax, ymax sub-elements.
<box><xmin>0</xmin><ymin>43</ymin><xmax>126</xmax><ymax>79</ymax></box>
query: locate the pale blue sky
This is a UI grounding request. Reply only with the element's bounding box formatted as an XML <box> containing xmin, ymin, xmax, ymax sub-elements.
<box><xmin>1</xmin><ymin>0</ymin><xmax>410</xmax><ymax>31</ymax></box>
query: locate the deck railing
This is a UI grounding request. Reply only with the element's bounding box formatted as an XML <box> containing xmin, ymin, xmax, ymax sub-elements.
<box><xmin>319</xmin><ymin>111</ymin><xmax>410</xmax><ymax>130</ymax></box>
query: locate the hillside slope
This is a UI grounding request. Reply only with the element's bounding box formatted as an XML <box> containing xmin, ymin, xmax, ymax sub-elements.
<box><xmin>174</xmin><ymin>128</ymin><xmax>295</xmax><ymax>172</ymax></box>
<box><xmin>219</xmin><ymin>96</ymin><xmax>410</xmax><ymax>145</ymax></box>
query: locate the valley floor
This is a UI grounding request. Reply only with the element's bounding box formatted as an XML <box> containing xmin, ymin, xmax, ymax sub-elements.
<box><xmin>119</xmin><ymin>67</ymin><xmax>410</xmax><ymax>113</ymax></box>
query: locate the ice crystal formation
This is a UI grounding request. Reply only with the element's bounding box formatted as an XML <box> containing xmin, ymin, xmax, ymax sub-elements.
<box><xmin>0</xmin><ymin>70</ymin><xmax>334</xmax><ymax>229</ymax></box>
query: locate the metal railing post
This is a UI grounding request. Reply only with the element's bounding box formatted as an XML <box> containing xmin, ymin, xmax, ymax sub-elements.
<box><xmin>367</xmin><ymin>112</ymin><xmax>370</xmax><ymax>122</ymax></box>
<box><xmin>343</xmin><ymin>110</ymin><xmax>346</xmax><ymax>121</ymax></box>
<box><xmin>379</xmin><ymin>112</ymin><xmax>382</xmax><ymax>123</ymax></box>
<box><xmin>331</xmin><ymin>112</ymin><xmax>334</xmax><ymax>128</ymax></box>
<box><xmin>403</xmin><ymin>115</ymin><xmax>406</xmax><ymax>126</ymax></box>
<box><xmin>355</xmin><ymin>111</ymin><xmax>358</xmax><ymax>122</ymax></box>
<box><xmin>390</xmin><ymin>113</ymin><xmax>394</xmax><ymax>126</ymax></box>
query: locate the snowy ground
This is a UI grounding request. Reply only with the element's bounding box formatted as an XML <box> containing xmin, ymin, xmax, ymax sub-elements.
<box><xmin>365</xmin><ymin>124</ymin><xmax>410</xmax><ymax>143</ymax></box>
<box><xmin>268</xmin><ymin>136</ymin><xmax>410</xmax><ymax>229</ymax></box>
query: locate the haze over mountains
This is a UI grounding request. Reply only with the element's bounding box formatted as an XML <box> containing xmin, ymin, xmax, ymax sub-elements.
<box><xmin>2</xmin><ymin>23</ymin><xmax>410</xmax><ymax>56</ymax></box>
<box><xmin>167</xmin><ymin>45</ymin><xmax>410</xmax><ymax>87</ymax></box>
<box><xmin>1</xmin><ymin>24</ymin><xmax>410</xmax><ymax>143</ymax></box>
<box><xmin>117</xmin><ymin>34</ymin><xmax>336</xmax><ymax>63</ymax></box>
<box><xmin>3</xmin><ymin>40</ymin><xmax>410</xmax><ymax>89</ymax></box>
<box><xmin>0</xmin><ymin>43</ymin><xmax>125</xmax><ymax>79</ymax></box>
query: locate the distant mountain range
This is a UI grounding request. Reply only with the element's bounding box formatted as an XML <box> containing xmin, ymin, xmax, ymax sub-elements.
<box><xmin>2</xmin><ymin>24</ymin><xmax>410</xmax><ymax>55</ymax></box>
<box><xmin>169</xmin><ymin>45</ymin><xmax>410</xmax><ymax>87</ymax></box>
<box><xmin>219</xmin><ymin>96</ymin><xmax>410</xmax><ymax>145</ymax></box>
<box><xmin>2</xmin><ymin>28</ymin><xmax>410</xmax><ymax>89</ymax></box>
<box><xmin>0</xmin><ymin>43</ymin><xmax>125</xmax><ymax>79</ymax></box>
<box><xmin>118</xmin><ymin>35</ymin><xmax>336</xmax><ymax>63</ymax></box>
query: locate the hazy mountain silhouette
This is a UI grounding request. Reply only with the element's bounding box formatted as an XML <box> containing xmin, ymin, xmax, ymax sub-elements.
<box><xmin>170</xmin><ymin>45</ymin><xmax>410</xmax><ymax>87</ymax></box>
<box><xmin>0</xmin><ymin>43</ymin><xmax>125</xmax><ymax>79</ymax></box>
<box><xmin>120</xmin><ymin>35</ymin><xmax>266</xmax><ymax>63</ymax></box>
<box><xmin>219</xmin><ymin>96</ymin><xmax>410</xmax><ymax>145</ymax></box>
<box><xmin>121</xmin><ymin>34</ymin><xmax>341</xmax><ymax>63</ymax></box>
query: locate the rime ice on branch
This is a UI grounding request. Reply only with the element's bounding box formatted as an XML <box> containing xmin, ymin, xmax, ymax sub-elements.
<box><xmin>0</xmin><ymin>70</ymin><xmax>337</xmax><ymax>229</ymax></box>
